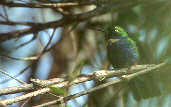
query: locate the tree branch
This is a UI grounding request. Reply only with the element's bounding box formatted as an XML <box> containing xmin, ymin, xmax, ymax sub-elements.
<box><xmin>0</xmin><ymin>2</ymin><xmax>95</xmax><ymax>8</ymax></box>
<box><xmin>33</xmin><ymin>62</ymin><xmax>166</xmax><ymax>107</ymax></box>
<box><xmin>0</xmin><ymin>0</ymin><xmax>146</xmax><ymax>42</ymax></box>
<box><xmin>0</xmin><ymin>62</ymin><xmax>167</xmax><ymax>105</ymax></box>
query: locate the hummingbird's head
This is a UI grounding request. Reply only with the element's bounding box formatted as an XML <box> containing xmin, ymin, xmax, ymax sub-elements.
<box><xmin>100</xmin><ymin>26</ymin><xmax>128</xmax><ymax>41</ymax></box>
<box><xmin>114</xmin><ymin>26</ymin><xmax>128</xmax><ymax>38</ymax></box>
<box><xmin>106</xmin><ymin>26</ymin><xmax>128</xmax><ymax>40</ymax></box>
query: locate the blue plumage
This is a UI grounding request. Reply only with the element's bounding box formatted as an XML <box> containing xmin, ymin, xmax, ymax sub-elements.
<box><xmin>107</xmin><ymin>35</ymin><xmax>138</xmax><ymax>68</ymax></box>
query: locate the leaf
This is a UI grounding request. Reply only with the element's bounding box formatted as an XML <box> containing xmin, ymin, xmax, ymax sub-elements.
<box><xmin>114</xmin><ymin>26</ymin><xmax>139</xmax><ymax>57</ymax></box>
<box><xmin>48</xmin><ymin>86</ymin><xmax>67</xmax><ymax>95</ymax></box>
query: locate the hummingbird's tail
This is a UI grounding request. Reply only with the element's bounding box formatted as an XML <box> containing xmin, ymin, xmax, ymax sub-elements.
<box><xmin>129</xmin><ymin>74</ymin><xmax>161</xmax><ymax>101</ymax></box>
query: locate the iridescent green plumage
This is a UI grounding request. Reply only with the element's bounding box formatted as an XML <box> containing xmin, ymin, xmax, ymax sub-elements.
<box><xmin>114</xmin><ymin>26</ymin><xmax>139</xmax><ymax>57</ymax></box>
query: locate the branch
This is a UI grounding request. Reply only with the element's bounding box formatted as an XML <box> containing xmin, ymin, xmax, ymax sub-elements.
<box><xmin>0</xmin><ymin>84</ymin><xmax>33</xmax><ymax>95</ymax></box>
<box><xmin>0</xmin><ymin>64</ymin><xmax>151</xmax><ymax>96</ymax></box>
<box><xmin>0</xmin><ymin>2</ymin><xmax>95</xmax><ymax>8</ymax></box>
<box><xmin>34</xmin><ymin>62</ymin><xmax>166</xmax><ymax>107</ymax></box>
<box><xmin>0</xmin><ymin>62</ymin><xmax>167</xmax><ymax>105</ymax></box>
<box><xmin>0</xmin><ymin>0</ymin><xmax>146</xmax><ymax>42</ymax></box>
<box><xmin>0</xmin><ymin>69</ymin><xmax>26</xmax><ymax>84</ymax></box>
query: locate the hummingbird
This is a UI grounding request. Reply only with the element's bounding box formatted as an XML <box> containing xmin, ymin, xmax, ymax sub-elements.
<box><xmin>106</xmin><ymin>26</ymin><xmax>139</xmax><ymax>68</ymax></box>
<box><xmin>106</xmin><ymin>26</ymin><xmax>161</xmax><ymax>100</ymax></box>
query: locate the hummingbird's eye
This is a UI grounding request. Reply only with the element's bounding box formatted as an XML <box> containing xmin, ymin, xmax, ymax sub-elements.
<box><xmin>115</xmin><ymin>29</ymin><xmax>119</xmax><ymax>32</ymax></box>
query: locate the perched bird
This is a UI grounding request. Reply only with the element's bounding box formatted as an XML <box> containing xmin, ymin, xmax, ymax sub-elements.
<box><xmin>106</xmin><ymin>26</ymin><xmax>139</xmax><ymax>68</ymax></box>
<box><xmin>106</xmin><ymin>26</ymin><xmax>161</xmax><ymax>100</ymax></box>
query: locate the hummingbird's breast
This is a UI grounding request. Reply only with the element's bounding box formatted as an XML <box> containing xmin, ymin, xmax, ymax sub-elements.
<box><xmin>107</xmin><ymin>38</ymin><xmax>138</xmax><ymax>68</ymax></box>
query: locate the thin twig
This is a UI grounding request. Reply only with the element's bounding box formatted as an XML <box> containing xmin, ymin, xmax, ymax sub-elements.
<box><xmin>2</xmin><ymin>6</ymin><xmax>8</xmax><ymax>21</ymax></box>
<box><xmin>0</xmin><ymin>69</ymin><xmax>26</xmax><ymax>84</ymax></box>
<box><xmin>0</xmin><ymin>84</ymin><xmax>33</xmax><ymax>95</ymax></box>
<box><xmin>20</xmin><ymin>97</ymin><xmax>31</xmax><ymax>107</ymax></box>
<box><xmin>0</xmin><ymin>63</ymin><xmax>33</xmax><ymax>84</ymax></box>
<box><xmin>0</xmin><ymin>55</ymin><xmax>38</xmax><ymax>61</ymax></box>
<box><xmin>0</xmin><ymin>2</ymin><xmax>95</xmax><ymax>8</ymax></box>
<box><xmin>42</xmin><ymin>28</ymin><xmax>57</xmax><ymax>52</ymax></box>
